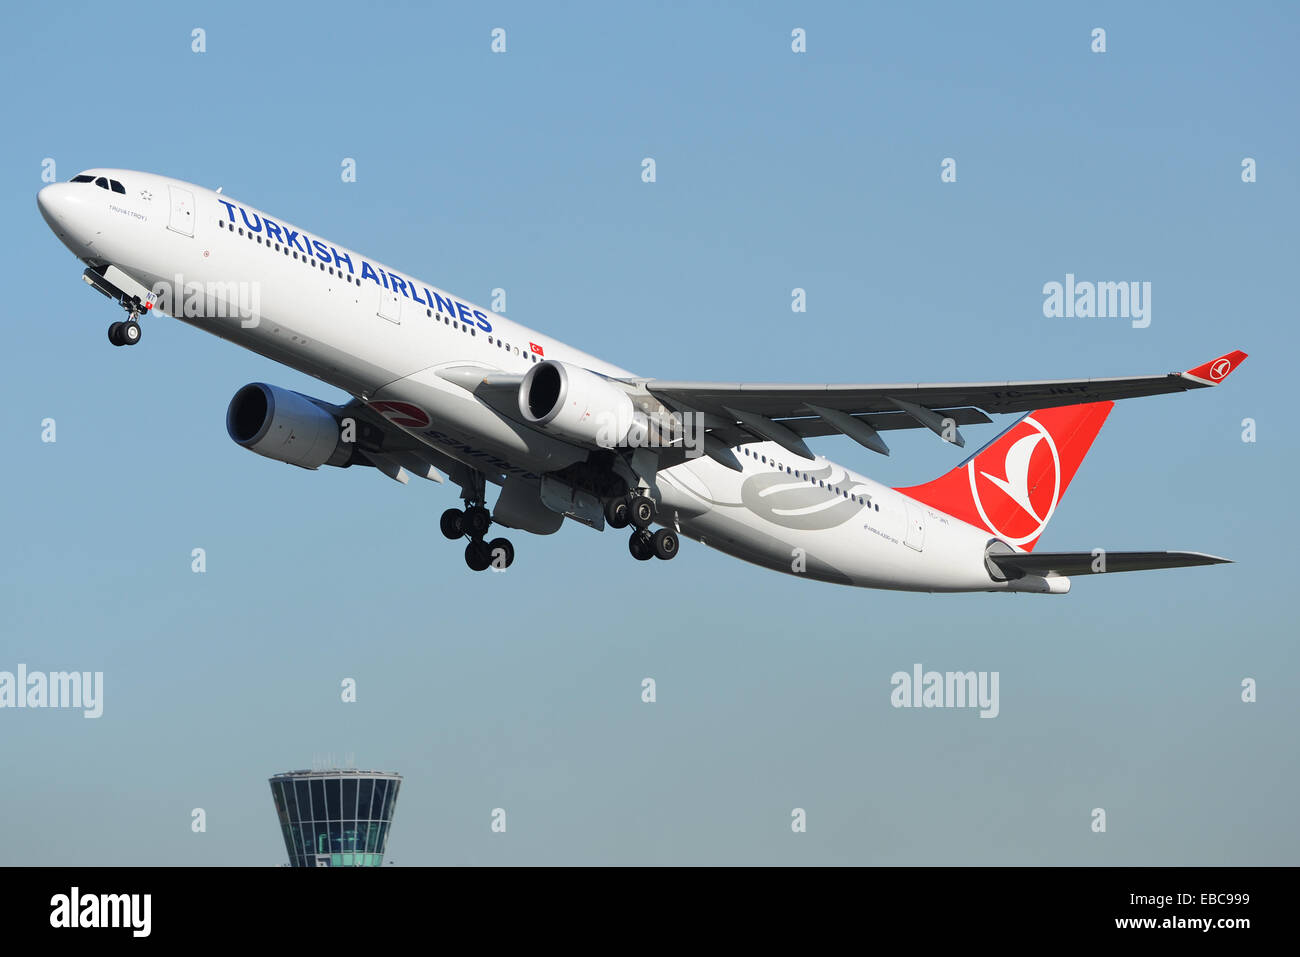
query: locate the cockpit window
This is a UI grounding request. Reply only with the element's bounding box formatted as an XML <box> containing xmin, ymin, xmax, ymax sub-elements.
<box><xmin>110</xmin><ymin>180</ymin><xmax>125</xmax><ymax>194</ymax></box>
<box><xmin>70</xmin><ymin>174</ymin><xmax>95</xmax><ymax>183</ymax></box>
<box><xmin>94</xmin><ymin>177</ymin><xmax>110</xmax><ymax>189</ymax></box>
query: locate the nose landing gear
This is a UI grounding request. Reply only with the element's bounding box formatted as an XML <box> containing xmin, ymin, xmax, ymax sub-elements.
<box><xmin>108</xmin><ymin>318</ymin><xmax>142</xmax><ymax>347</ymax></box>
<box><xmin>84</xmin><ymin>267</ymin><xmax>152</xmax><ymax>347</ymax></box>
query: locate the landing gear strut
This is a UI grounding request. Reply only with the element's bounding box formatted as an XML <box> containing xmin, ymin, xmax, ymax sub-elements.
<box><xmin>442</xmin><ymin>478</ymin><xmax>515</xmax><ymax>572</ymax></box>
<box><xmin>83</xmin><ymin>266</ymin><xmax>150</xmax><ymax>348</ymax></box>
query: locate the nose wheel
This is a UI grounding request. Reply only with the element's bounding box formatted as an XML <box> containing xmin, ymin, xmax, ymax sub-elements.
<box><xmin>108</xmin><ymin>319</ymin><xmax>141</xmax><ymax>347</ymax></box>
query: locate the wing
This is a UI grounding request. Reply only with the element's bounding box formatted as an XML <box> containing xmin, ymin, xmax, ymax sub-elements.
<box><xmin>990</xmin><ymin>550</ymin><xmax>1232</xmax><ymax>579</ymax></box>
<box><xmin>330</xmin><ymin>397</ymin><xmax>466</xmax><ymax>485</ymax></box>
<box><xmin>644</xmin><ymin>350</ymin><xmax>1247</xmax><ymax>465</ymax></box>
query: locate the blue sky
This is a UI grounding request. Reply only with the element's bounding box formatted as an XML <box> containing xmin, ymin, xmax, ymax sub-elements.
<box><xmin>1</xmin><ymin>1</ymin><xmax>1296</xmax><ymax>865</ymax></box>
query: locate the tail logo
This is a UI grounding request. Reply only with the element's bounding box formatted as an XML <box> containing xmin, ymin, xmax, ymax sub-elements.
<box><xmin>967</xmin><ymin>415</ymin><xmax>1061</xmax><ymax>546</ymax></box>
<box><xmin>1210</xmin><ymin>357</ymin><xmax>1233</xmax><ymax>380</ymax></box>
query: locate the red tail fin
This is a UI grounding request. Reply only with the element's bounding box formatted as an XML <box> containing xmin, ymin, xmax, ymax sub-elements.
<box><xmin>895</xmin><ymin>402</ymin><xmax>1113</xmax><ymax>552</ymax></box>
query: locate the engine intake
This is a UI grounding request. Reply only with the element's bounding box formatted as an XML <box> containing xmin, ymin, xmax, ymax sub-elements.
<box><xmin>226</xmin><ymin>383</ymin><xmax>351</xmax><ymax>469</ymax></box>
<box><xmin>519</xmin><ymin>360</ymin><xmax>643</xmax><ymax>448</ymax></box>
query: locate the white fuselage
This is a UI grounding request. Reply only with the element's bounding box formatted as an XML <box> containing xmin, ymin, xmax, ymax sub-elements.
<box><xmin>38</xmin><ymin>169</ymin><xmax>1012</xmax><ymax>592</ymax></box>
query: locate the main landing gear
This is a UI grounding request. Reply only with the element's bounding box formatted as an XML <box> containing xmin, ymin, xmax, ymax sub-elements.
<box><xmin>441</xmin><ymin>504</ymin><xmax>515</xmax><ymax>572</ymax></box>
<box><xmin>605</xmin><ymin>493</ymin><xmax>679</xmax><ymax>562</ymax></box>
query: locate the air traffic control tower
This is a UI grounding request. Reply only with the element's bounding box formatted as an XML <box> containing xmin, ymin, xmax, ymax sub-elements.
<box><xmin>269</xmin><ymin>769</ymin><xmax>402</xmax><ymax>867</ymax></box>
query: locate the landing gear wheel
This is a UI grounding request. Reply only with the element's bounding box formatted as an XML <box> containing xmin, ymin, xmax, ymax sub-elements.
<box><xmin>463</xmin><ymin>505</ymin><xmax>492</xmax><ymax>538</ymax></box>
<box><xmin>440</xmin><ymin>508</ymin><xmax>465</xmax><ymax>540</ymax></box>
<box><xmin>486</xmin><ymin>537</ymin><xmax>515</xmax><ymax>570</ymax></box>
<box><xmin>628</xmin><ymin>529</ymin><xmax>655</xmax><ymax>561</ymax></box>
<box><xmin>108</xmin><ymin>322</ymin><xmax>124</xmax><ymax>346</ymax></box>
<box><xmin>120</xmin><ymin>320</ymin><xmax>141</xmax><ymax>346</ymax></box>
<box><xmin>651</xmin><ymin>528</ymin><xmax>679</xmax><ymax>561</ymax></box>
<box><xmin>605</xmin><ymin>497</ymin><xmax>630</xmax><ymax>529</ymax></box>
<box><xmin>630</xmin><ymin>495</ymin><xmax>655</xmax><ymax>530</ymax></box>
<box><xmin>465</xmin><ymin>539</ymin><xmax>493</xmax><ymax>571</ymax></box>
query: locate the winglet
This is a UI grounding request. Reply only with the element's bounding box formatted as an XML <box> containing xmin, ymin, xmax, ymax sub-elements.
<box><xmin>1183</xmin><ymin>350</ymin><xmax>1247</xmax><ymax>386</ymax></box>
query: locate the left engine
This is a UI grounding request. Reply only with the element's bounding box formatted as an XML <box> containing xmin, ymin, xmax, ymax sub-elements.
<box><xmin>518</xmin><ymin>359</ymin><xmax>645</xmax><ymax>448</ymax></box>
<box><xmin>226</xmin><ymin>382</ymin><xmax>353</xmax><ymax>469</ymax></box>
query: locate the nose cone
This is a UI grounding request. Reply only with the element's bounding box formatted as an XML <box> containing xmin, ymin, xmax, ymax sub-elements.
<box><xmin>39</xmin><ymin>183</ymin><xmax>96</xmax><ymax>254</ymax></box>
<box><xmin>38</xmin><ymin>183</ymin><xmax>74</xmax><ymax>230</ymax></box>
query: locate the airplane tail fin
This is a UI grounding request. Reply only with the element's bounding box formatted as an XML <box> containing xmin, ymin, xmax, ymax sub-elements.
<box><xmin>895</xmin><ymin>401</ymin><xmax>1114</xmax><ymax>552</ymax></box>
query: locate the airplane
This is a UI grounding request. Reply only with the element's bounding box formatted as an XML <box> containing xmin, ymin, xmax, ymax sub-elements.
<box><xmin>37</xmin><ymin>169</ymin><xmax>1246</xmax><ymax>593</ymax></box>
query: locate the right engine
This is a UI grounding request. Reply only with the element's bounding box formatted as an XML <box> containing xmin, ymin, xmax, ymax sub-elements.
<box><xmin>226</xmin><ymin>382</ymin><xmax>352</xmax><ymax>469</ymax></box>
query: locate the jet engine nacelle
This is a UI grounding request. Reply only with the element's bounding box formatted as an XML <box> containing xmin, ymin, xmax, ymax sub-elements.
<box><xmin>518</xmin><ymin>360</ymin><xmax>644</xmax><ymax>448</ymax></box>
<box><xmin>226</xmin><ymin>382</ymin><xmax>351</xmax><ymax>469</ymax></box>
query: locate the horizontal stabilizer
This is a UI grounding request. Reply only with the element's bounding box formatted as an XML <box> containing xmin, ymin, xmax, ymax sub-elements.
<box><xmin>990</xmin><ymin>549</ymin><xmax>1231</xmax><ymax>579</ymax></box>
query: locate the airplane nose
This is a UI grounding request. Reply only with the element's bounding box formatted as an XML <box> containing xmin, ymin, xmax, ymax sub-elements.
<box><xmin>37</xmin><ymin>183</ymin><xmax>71</xmax><ymax>228</ymax></box>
